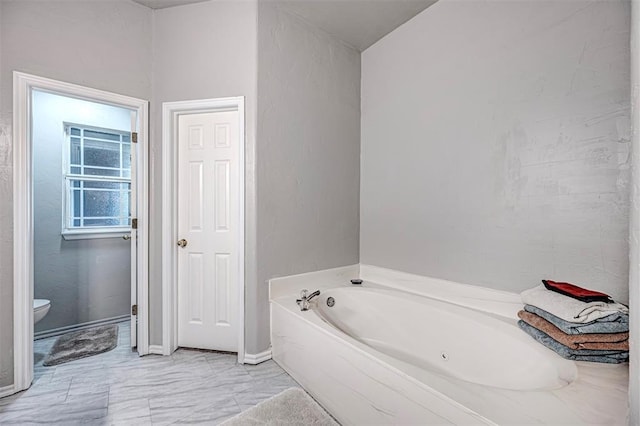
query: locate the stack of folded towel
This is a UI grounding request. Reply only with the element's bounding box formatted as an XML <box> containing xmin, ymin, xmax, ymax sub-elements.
<box><xmin>518</xmin><ymin>280</ymin><xmax>629</xmax><ymax>364</ymax></box>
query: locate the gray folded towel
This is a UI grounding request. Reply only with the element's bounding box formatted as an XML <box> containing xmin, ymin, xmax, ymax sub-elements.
<box><xmin>524</xmin><ymin>304</ymin><xmax>628</xmax><ymax>334</ymax></box>
<box><xmin>518</xmin><ymin>321</ymin><xmax>629</xmax><ymax>364</ymax></box>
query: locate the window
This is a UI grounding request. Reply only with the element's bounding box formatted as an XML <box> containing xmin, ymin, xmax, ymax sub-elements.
<box><xmin>63</xmin><ymin>124</ymin><xmax>131</xmax><ymax>239</ymax></box>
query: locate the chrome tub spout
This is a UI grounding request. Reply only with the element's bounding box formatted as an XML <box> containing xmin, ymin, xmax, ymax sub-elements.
<box><xmin>296</xmin><ymin>289</ymin><xmax>320</xmax><ymax>311</ymax></box>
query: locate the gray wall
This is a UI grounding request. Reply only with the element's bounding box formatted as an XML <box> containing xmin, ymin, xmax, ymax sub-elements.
<box><xmin>151</xmin><ymin>0</ymin><xmax>258</xmax><ymax>348</ymax></box>
<box><xmin>32</xmin><ymin>91</ymin><xmax>131</xmax><ymax>333</ymax></box>
<box><xmin>0</xmin><ymin>0</ymin><xmax>359</xmax><ymax>384</ymax></box>
<box><xmin>0</xmin><ymin>0</ymin><xmax>152</xmax><ymax>387</ymax></box>
<box><xmin>361</xmin><ymin>0</ymin><xmax>631</xmax><ymax>302</ymax></box>
<box><xmin>255</xmin><ymin>3</ymin><xmax>361</xmax><ymax>351</ymax></box>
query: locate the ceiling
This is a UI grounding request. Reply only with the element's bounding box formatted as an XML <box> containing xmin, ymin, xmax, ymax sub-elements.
<box><xmin>131</xmin><ymin>0</ymin><xmax>437</xmax><ymax>52</ymax></box>
<box><xmin>276</xmin><ymin>0</ymin><xmax>436</xmax><ymax>51</ymax></box>
<box><xmin>132</xmin><ymin>0</ymin><xmax>209</xmax><ymax>9</ymax></box>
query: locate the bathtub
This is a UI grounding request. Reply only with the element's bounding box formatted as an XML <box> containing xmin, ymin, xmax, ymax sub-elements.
<box><xmin>270</xmin><ymin>265</ymin><xmax>628</xmax><ymax>425</ymax></box>
<box><xmin>314</xmin><ymin>287</ymin><xmax>576</xmax><ymax>391</ymax></box>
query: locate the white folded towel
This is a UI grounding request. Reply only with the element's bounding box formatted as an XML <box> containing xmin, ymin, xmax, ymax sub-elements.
<box><xmin>521</xmin><ymin>285</ymin><xmax>628</xmax><ymax>324</ymax></box>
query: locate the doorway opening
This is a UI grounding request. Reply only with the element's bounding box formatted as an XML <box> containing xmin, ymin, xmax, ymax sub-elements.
<box><xmin>12</xmin><ymin>72</ymin><xmax>149</xmax><ymax>394</ymax></box>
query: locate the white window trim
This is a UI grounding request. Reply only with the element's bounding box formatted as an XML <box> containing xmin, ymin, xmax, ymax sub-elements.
<box><xmin>62</xmin><ymin>228</ymin><xmax>131</xmax><ymax>241</ymax></box>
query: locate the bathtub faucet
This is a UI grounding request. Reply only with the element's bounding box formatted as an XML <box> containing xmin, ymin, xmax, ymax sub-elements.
<box><xmin>296</xmin><ymin>289</ymin><xmax>320</xmax><ymax>311</ymax></box>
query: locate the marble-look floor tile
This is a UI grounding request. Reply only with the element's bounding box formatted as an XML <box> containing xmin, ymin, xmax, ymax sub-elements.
<box><xmin>106</xmin><ymin>397</ymin><xmax>152</xmax><ymax>425</ymax></box>
<box><xmin>242</xmin><ymin>359</ymin><xmax>292</xmax><ymax>380</ymax></box>
<box><xmin>0</xmin><ymin>322</ymin><xmax>301</xmax><ymax>425</ymax></box>
<box><xmin>150</xmin><ymin>393</ymin><xmax>239</xmax><ymax>425</ymax></box>
<box><xmin>0</xmin><ymin>378</ymin><xmax>72</xmax><ymax>413</ymax></box>
<box><xmin>0</xmin><ymin>391</ymin><xmax>108</xmax><ymax>425</ymax></box>
<box><xmin>67</xmin><ymin>380</ymin><xmax>110</xmax><ymax>398</ymax></box>
<box><xmin>171</xmin><ymin>403</ymin><xmax>242</xmax><ymax>425</ymax></box>
<box><xmin>234</xmin><ymin>384</ymin><xmax>296</xmax><ymax>409</ymax></box>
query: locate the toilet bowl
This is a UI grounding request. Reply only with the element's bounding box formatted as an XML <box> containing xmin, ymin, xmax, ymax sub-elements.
<box><xmin>34</xmin><ymin>299</ymin><xmax>51</xmax><ymax>324</ymax></box>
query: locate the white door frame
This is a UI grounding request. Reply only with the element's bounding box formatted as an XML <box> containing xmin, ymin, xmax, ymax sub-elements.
<box><xmin>12</xmin><ymin>72</ymin><xmax>150</xmax><ymax>392</ymax></box>
<box><xmin>161</xmin><ymin>97</ymin><xmax>245</xmax><ymax>363</ymax></box>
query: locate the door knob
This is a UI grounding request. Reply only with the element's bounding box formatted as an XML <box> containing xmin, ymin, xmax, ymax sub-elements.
<box><xmin>177</xmin><ymin>239</ymin><xmax>188</xmax><ymax>248</ymax></box>
<box><xmin>123</xmin><ymin>234</ymin><xmax>131</xmax><ymax>240</ymax></box>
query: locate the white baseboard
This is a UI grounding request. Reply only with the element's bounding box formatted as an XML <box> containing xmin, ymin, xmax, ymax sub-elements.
<box><xmin>0</xmin><ymin>384</ymin><xmax>16</xmax><ymax>399</ymax></box>
<box><xmin>148</xmin><ymin>345</ymin><xmax>163</xmax><ymax>355</ymax></box>
<box><xmin>34</xmin><ymin>315</ymin><xmax>129</xmax><ymax>340</ymax></box>
<box><xmin>244</xmin><ymin>349</ymin><xmax>272</xmax><ymax>365</ymax></box>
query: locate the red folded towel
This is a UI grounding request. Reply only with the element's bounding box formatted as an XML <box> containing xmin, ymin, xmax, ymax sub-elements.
<box><xmin>542</xmin><ymin>280</ymin><xmax>613</xmax><ymax>304</ymax></box>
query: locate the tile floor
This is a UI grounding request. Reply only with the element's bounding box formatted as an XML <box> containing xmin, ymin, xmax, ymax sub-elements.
<box><xmin>0</xmin><ymin>322</ymin><xmax>300</xmax><ymax>425</ymax></box>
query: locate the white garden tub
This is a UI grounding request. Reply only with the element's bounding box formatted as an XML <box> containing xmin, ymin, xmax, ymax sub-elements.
<box><xmin>314</xmin><ymin>287</ymin><xmax>576</xmax><ymax>391</ymax></box>
<box><xmin>270</xmin><ymin>265</ymin><xmax>628</xmax><ymax>425</ymax></box>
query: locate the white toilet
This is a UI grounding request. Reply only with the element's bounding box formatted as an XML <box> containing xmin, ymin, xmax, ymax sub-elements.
<box><xmin>34</xmin><ymin>299</ymin><xmax>51</xmax><ymax>324</ymax></box>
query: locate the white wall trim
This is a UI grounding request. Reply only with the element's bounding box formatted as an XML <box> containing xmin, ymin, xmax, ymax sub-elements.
<box><xmin>13</xmin><ymin>71</ymin><xmax>34</xmax><ymax>394</ymax></box>
<box><xmin>161</xmin><ymin>97</ymin><xmax>246</xmax><ymax>363</ymax></box>
<box><xmin>148</xmin><ymin>345</ymin><xmax>164</xmax><ymax>355</ymax></box>
<box><xmin>13</xmin><ymin>72</ymin><xmax>150</xmax><ymax>395</ymax></box>
<box><xmin>629</xmin><ymin>0</ymin><xmax>639</xmax><ymax>422</ymax></box>
<box><xmin>243</xmin><ymin>349</ymin><xmax>272</xmax><ymax>365</ymax></box>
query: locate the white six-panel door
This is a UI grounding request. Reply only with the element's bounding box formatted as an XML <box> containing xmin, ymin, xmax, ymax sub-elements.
<box><xmin>177</xmin><ymin>111</ymin><xmax>239</xmax><ymax>351</ymax></box>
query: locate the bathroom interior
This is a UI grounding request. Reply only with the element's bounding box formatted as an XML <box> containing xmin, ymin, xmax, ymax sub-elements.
<box><xmin>0</xmin><ymin>0</ymin><xmax>638</xmax><ymax>424</ymax></box>
<box><xmin>32</xmin><ymin>90</ymin><xmax>133</xmax><ymax>346</ymax></box>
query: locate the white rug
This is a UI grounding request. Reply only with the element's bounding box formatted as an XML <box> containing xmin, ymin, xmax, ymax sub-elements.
<box><xmin>221</xmin><ymin>387</ymin><xmax>339</xmax><ymax>425</ymax></box>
